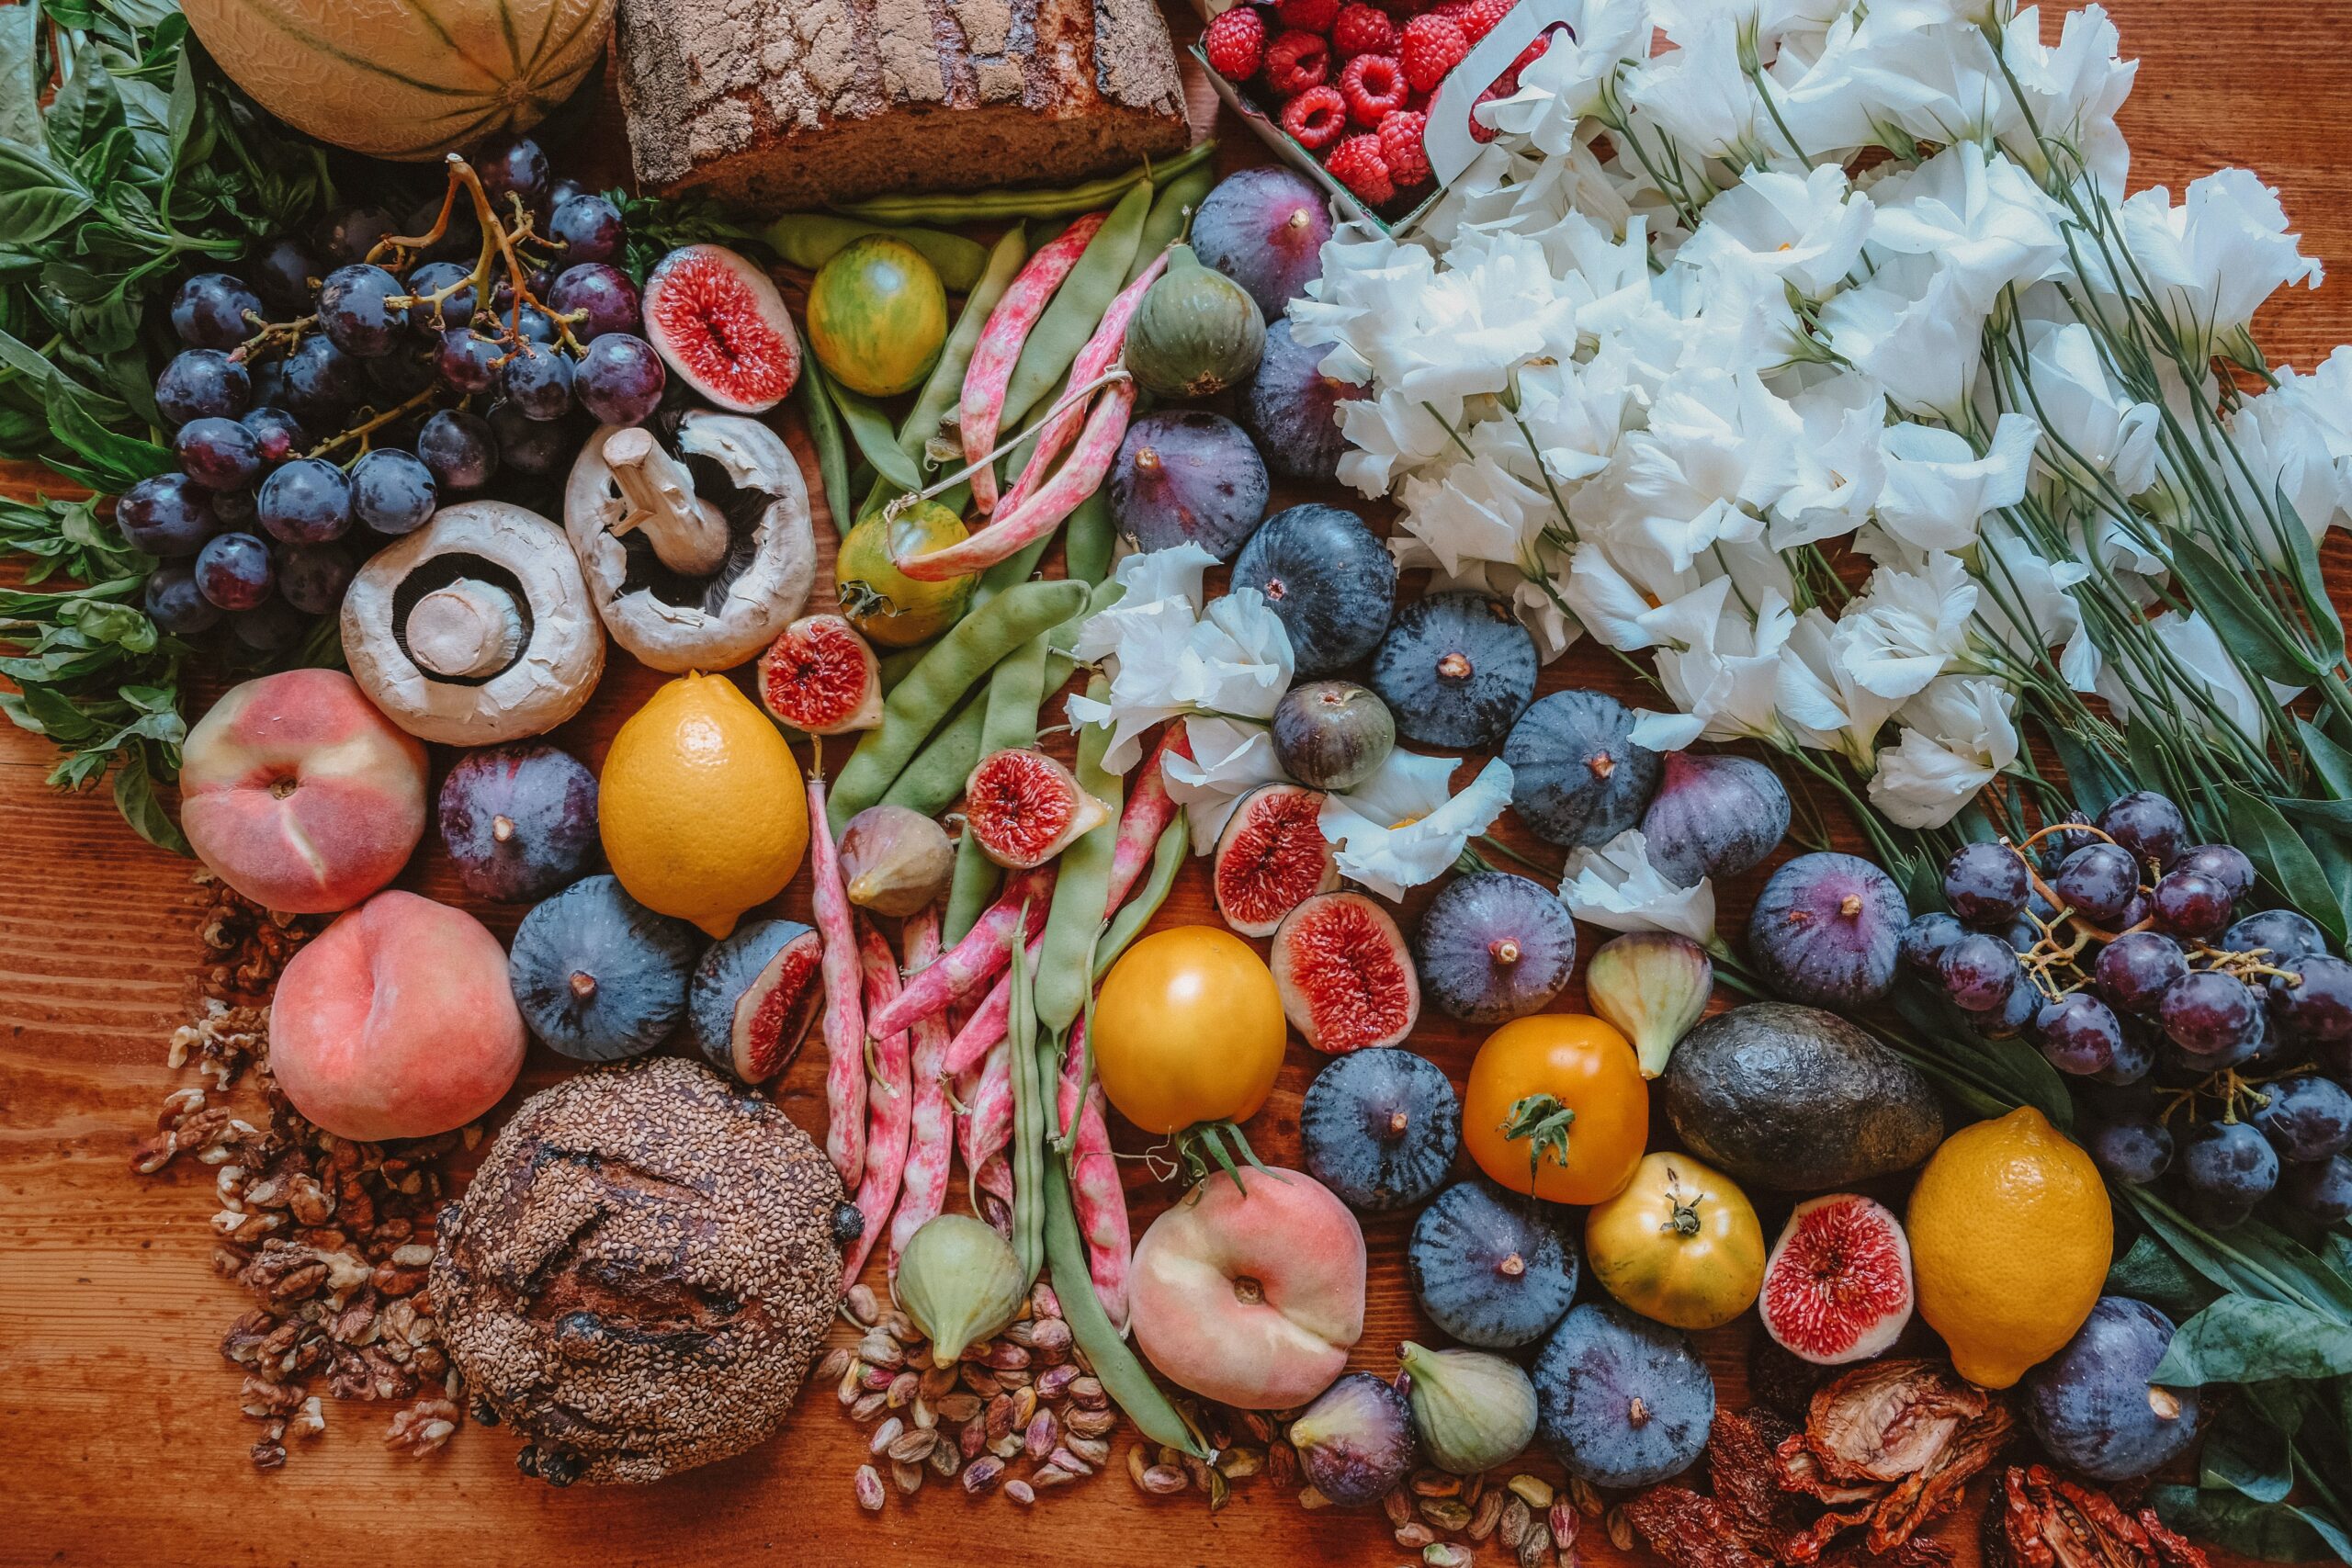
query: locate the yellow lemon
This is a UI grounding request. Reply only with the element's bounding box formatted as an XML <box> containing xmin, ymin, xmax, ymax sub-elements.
<box><xmin>600</xmin><ymin>672</ymin><xmax>808</xmax><ymax>938</ymax></box>
<box><xmin>1906</xmin><ymin>1105</ymin><xmax>2112</xmax><ymax>1389</ymax></box>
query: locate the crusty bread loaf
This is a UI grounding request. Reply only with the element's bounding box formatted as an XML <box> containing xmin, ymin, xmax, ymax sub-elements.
<box><xmin>430</xmin><ymin>1056</ymin><xmax>857</xmax><ymax>1485</ymax></box>
<box><xmin>613</xmin><ymin>0</ymin><xmax>1191</xmax><ymax>211</ymax></box>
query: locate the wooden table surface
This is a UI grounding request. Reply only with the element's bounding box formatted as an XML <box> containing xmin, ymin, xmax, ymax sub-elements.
<box><xmin>6</xmin><ymin>5</ymin><xmax>2352</xmax><ymax>1563</ymax></box>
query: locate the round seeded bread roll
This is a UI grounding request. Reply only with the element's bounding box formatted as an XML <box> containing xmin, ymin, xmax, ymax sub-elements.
<box><xmin>432</xmin><ymin>1056</ymin><xmax>857</xmax><ymax>1484</ymax></box>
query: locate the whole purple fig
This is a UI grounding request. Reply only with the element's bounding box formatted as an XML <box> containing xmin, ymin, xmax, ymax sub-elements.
<box><xmin>438</xmin><ymin>744</ymin><xmax>599</xmax><ymax>902</ymax></box>
<box><xmin>1288</xmin><ymin>1371</ymin><xmax>1417</xmax><ymax>1505</ymax></box>
<box><xmin>1640</xmin><ymin>752</ymin><xmax>1791</xmax><ymax>887</ymax></box>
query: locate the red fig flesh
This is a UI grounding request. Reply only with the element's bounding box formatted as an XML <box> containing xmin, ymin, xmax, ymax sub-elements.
<box><xmin>1758</xmin><ymin>1192</ymin><xmax>1916</xmax><ymax>1365</ymax></box>
<box><xmin>964</xmin><ymin>749</ymin><xmax>1109</xmax><ymax>870</ymax></box>
<box><xmin>642</xmin><ymin>244</ymin><xmax>801</xmax><ymax>413</ymax></box>
<box><xmin>758</xmin><ymin>614</ymin><xmax>883</xmax><ymax>735</ymax></box>
<box><xmin>1214</xmin><ymin>782</ymin><xmax>1339</xmax><ymax>937</ymax></box>
<box><xmin>1272</xmin><ymin>891</ymin><xmax>1420</xmax><ymax>1055</ymax></box>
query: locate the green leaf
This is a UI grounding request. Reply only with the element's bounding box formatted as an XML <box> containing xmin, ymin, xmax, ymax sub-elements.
<box><xmin>2165</xmin><ymin>532</ymin><xmax>2319</xmax><ymax>683</ymax></box>
<box><xmin>2122</xmin><ymin>1187</ymin><xmax>2352</xmax><ymax>1317</ymax></box>
<box><xmin>0</xmin><ymin>152</ymin><xmax>94</xmax><ymax>247</ymax></box>
<box><xmin>2273</xmin><ymin>483</ymin><xmax>2346</xmax><ymax>652</ymax></box>
<box><xmin>2302</xmin><ymin>719</ymin><xmax>2352</xmax><ymax>800</ymax></box>
<box><xmin>2040</xmin><ymin>716</ymin><xmax>2123</xmax><ymax>817</ymax></box>
<box><xmin>2152</xmin><ymin>1295</ymin><xmax>2352</xmax><ymax>1385</ymax></box>
<box><xmin>46</xmin><ymin>49</ymin><xmax>126</xmax><ymax>163</ymax></box>
<box><xmin>2153</xmin><ymin>1488</ymin><xmax>2346</xmax><ymax>1563</ymax></box>
<box><xmin>0</xmin><ymin>6</ymin><xmax>40</xmax><ymax>148</ymax></box>
<box><xmin>2106</xmin><ymin>1233</ymin><xmax>2216</xmax><ymax>1320</ymax></box>
<box><xmin>2226</xmin><ymin>784</ymin><xmax>2348</xmax><ymax>946</ymax></box>
<box><xmin>2201</xmin><ymin>1399</ymin><xmax>2296</xmax><ymax>1503</ymax></box>
<box><xmin>110</xmin><ymin>748</ymin><xmax>188</xmax><ymax>856</ymax></box>
<box><xmin>44</xmin><ymin>372</ymin><xmax>169</xmax><ymax>488</ymax></box>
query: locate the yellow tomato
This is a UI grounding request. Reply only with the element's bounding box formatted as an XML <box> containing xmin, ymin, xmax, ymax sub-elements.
<box><xmin>1461</xmin><ymin>1014</ymin><xmax>1648</xmax><ymax>1205</ymax></box>
<box><xmin>836</xmin><ymin>502</ymin><xmax>974</xmax><ymax>647</ymax></box>
<box><xmin>1092</xmin><ymin>926</ymin><xmax>1285</xmax><ymax>1134</ymax></box>
<box><xmin>1585</xmin><ymin>1152</ymin><xmax>1765</xmax><ymax>1330</ymax></box>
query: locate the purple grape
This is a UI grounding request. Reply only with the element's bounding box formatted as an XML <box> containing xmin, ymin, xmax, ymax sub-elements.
<box><xmin>2095</xmin><ymin>931</ymin><xmax>2188</xmax><ymax>1012</ymax></box>
<box><xmin>2118</xmin><ymin>892</ymin><xmax>2154</xmax><ymax>931</ymax></box>
<box><xmin>247</xmin><ymin>356</ymin><xmax>290</xmax><ymax>410</ymax></box>
<box><xmin>2054</xmin><ymin>843</ymin><xmax>2139</xmax><ymax>926</ymax></box>
<box><xmin>435</xmin><ymin>329</ymin><xmax>503</xmax><ymax>395</ymax></box>
<box><xmin>174</xmin><ymin>416</ymin><xmax>263</xmax><ymax>491</ymax></box>
<box><xmin>2270</xmin><ymin>953</ymin><xmax>2352</xmax><ymax>1043</ymax></box>
<box><xmin>210</xmin><ymin>486</ymin><xmax>257</xmax><ymax>528</ymax></box>
<box><xmin>486</xmin><ymin>400</ymin><xmax>573</xmax><ymax>476</ymax></box>
<box><xmin>256</xmin><ymin>457</ymin><xmax>353</xmax><ymax>544</ymax></box>
<box><xmin>365</xmin><ymin>344</ymin><xmax>437</xmax><ymax>400</ymax></box>
<box><xmin>2037</xmin><ymin>813</ymin><xmax>2101</xmax><ymax>870</ymax></box>
<box><xmin>142</xmin><ymin>562</ymin><xmax>223</xmax><ymax>635</ymax></box>
<box><xmin>549</xmin><ymin>176</ymin><xmax>587</xmax><ymax>210</ymax></box>
<box><xmin>2095</xmin><ymin>1016</ymin><xmax>2159</xmax><ymax>1086</ymax></box>
<box><xmin>473</xmin><ymin>135</ymin><xmax>551</xmax><ymax>218</ymax></box>
<box><xmin>280</xmin><ymin>334</ymin><xmax>365</xmax><ymax>423</ymax></box>
<box><xmin>548</xmin><ymin>263</ymin><xmax>640</xmax><ymax>341</ymax></box>
<box><xmin>2159</xmin><ymin>970</ymin><xmax>2264</xmax><ymax>1057</ymax></box>
<box><xmin>318</xmin><ymin>206</ymin><xmax>400</xmax><ymax>265</ymax></box>
<box><xmin>417</xmin><ymin>410</ymin><xmax>498</xmax><ymax>491</ymax></box>
<box><xmin>1900</xmin><ymin>911</ymin><xmax>1966</xmax><ymax>976</ymax></box>
<box><xmin>501</xmin><ymin>343</ymin><xmax>575</xmax><ymax>421</ymax></box>
<box><xmin>116</xmin><ymin>473</ymin><xmax>218</xmax><ymax>558</ymax></box>
<box><xmin>504</xmin><ymin>303</ymin><xmax>557</xmax><ymax>346</ymax></box>
<box><xmin>2181</xmin><ymin>1119</ymin><xmax>2278</xmax><ymax>1226</ymax></box>
<box><xmin>2174</xmin><ymin>845</ymin><xmax>2255</xmax><ymax>902</ymax></box>
<box><xmin>252</xmin><ymin>240</ymin><xmax>320</xmax><ymax>313</ymax></box>
<box><xmin>576</xmin><ymin>333</ymin><xmax>665</xmax><ymax>425</ymax></box>
<box><xmin>548</xmin><ymin>194</ymin><xmax>626</xmax><ymax>264</ymax></box>
<box><xmin>155</xmin><ymin>349</ymin><xmax>252</xmax><ymax>426</ymax></box>
<box><xmin>2280</xmin><ymin>1155</ymin><xmax>2352</xmax><ymax>1223</ymax></box>
<box><xmin>276</xmin><ymin>540</ymin><xmax>356</xmax><ymax>615</ymax></box>
<box><xmin>350</xmin><ymin>448</ymin><xmax>438</xmax><ymax>535</ymax></box>
<box><xmin>231</xmin><ymin>597</ymin><xmax>310</xmax><ymax>653</ymax></box>
<box><xmin>1976</xmin><ymin>971</ymin><xmax>2041</xmax><ymax>1038</ymax></box>
<box><xmin>193</xmin><ymin>532</ymin><xmax>274</xmax><ymax>610</ymax></box>
<box><xmin>2250</xmin><ymin>1074</ymin><xmax>2352</xmax><ymax>1162</ymax></box>
<box><xmin>2224</xmin><ymin>908</ymin><xmax>2327</xmax><ymax>961</ymax></box>
<box><xmin>2097</xmin><ymin>791</ymin><xmax>2188</xmax><ymax>871</ymax></box>
<box><xmin>403</xmin><ymin>260</ymin><xmax>480</xmax><ymax>333</ymax></box>
<box><xmin>1939</xmin><ymin>931</ymin><xmax>2019</xmax><ymax>1012</ymax></box>
<box><xmin>2036</xmin><ymin>992</ymin><xmax>2122</xmax><ymax>1076</ymax></box>
<box><xmin>1942</xmin><ymin>840</ymin><xmax>2030</xmax><ymax>927</ymax></box>
<box><xmin>239</xmin><ymin>406</ymin><xmax>309</xmax><ymax>467</ymax></box>
<box><xmin>171</xmin><ymin>273</ymin><xmax>263</xmax><ymax>350</ymax></box>
<box><xmin>2087</xmin><ymin>1113</ymin><xmax>2173</xmax><ymax>1185</ymax></box>
<box><xmin>319</xmin><ymin>265</ymin><xmax>406</xmax><ymax>358</ymax></box>
<box><xmin>2152</xmin><ymin>870</ymin><xmax>2233</xmax><ymax>939</ymax></box>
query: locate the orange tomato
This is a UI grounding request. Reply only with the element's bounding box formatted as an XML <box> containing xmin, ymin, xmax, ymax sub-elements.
<box><xmin>1092</xmin><ymin>926</ymin><xmax>1286</xmax><ymax>1134</ymax></box>
<box><xmin>1461</xmin><ymin>1013</ymin><xmax>1648</xmax><ymax>1204</ymax></box>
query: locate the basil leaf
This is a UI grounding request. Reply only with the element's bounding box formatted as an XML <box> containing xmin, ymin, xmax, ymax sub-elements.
<box><xmin>2226</xmin><ymin>784</ymin><xmax>2347</xmax><ymax>946</ymax></box>
<box><xmin>0</xmin><ymin>6</ymin><xmax>40</xmax><ymax>148</ymax></box>
<box><xmin>2200</xmin><ymin>1399</ymin><xmax>2296</xmax><ymax>1503</ymax></box>
<box><xmin>47</xmin><ymin>49</ymin><xmax>126</xmax><ymax>164</ymax></box>
<box><xmin>0</xmin><ymin>146</ymin><xmax>94</xmax><ymax>248</ymax></box>
<box><xmin>2153</xmin><ymin>1488</ymin><xmax>2344</xmax><ymax>1563</ymax></box>
<box><xmin>44</xmin><ymin>372</ymin><xmax>169</xmax><ymax>488</ymax></box>
<box><xmin>2106</xmin><ymin>1233</ymin><xmax>2216</xmax><ymax>1321</ymax></box>
<box><xmin>111</xmin><ymin>747</ymin><xmax>189</xmax><ymax>856</ymax></box>
<box><xmin>2152</xmin><ymin>1295</ymin><xmax>2352</xmax><ymax>1386</ymax></box>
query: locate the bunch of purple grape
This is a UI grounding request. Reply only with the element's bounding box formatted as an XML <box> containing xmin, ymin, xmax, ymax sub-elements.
<box><xmin>118</xmin><ymin>135</ymin><xmax>668</xmax><ymax>653</ymax></box>
<box><xmin>1897</xmin><ymin>789</ymin><xmax>2352</xmax><ymax>1228</ymax></box>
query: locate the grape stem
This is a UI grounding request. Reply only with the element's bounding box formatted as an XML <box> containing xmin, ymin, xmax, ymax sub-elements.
<box><xmin>305</xmin><ymin>385</ymin><xmax>440</xmax><ymax>465</ymax></box>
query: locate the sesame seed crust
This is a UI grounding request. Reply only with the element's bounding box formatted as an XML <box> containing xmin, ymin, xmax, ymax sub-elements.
<box><xmin>430</xmin><ymin>1056</ymin><xmax>851</xmax><ymax>1485</ymax></box>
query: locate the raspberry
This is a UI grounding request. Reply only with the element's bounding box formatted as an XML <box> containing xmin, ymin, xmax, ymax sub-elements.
<box><xmin>1280</xmin><ymin>85</ymin><xmax>1350</xmax><ymax>150</ymax></box>
<box><xmin>1203</xmin><ymin>6</ymin><xmax>1267</xmax><ymax>82</ymax></box>
<box><xmin>1470</xmin><ymin>81</ymin><xmax>1504</xmax><ymax>142</ymax></box>
<box><xmin>1326</xmin><ymin>132</ymin><xmax>1396</xmax><ymax>205</ymax></box>
<box><xmin>1399</xmin><ymin>14</ymin><xmax>1469</xmax><ymax>93</ymax></box>
<box><xmin>1331</xmin><ymin>2</ymin><xmax>1396</xmax><ymax>56</ymax></box>
<box><xmin>1339</xmin><ymin>52</ymin><xmax>1408</xmax><ymax>125</ymax></box>
<box><xmin>1456</xmin><ymin>0</ymin><xmax>1515</xmax><ymax>40</ymax></box>
<box><xmin>1262</xmin><ymin>28</ymin><xmax>1330</xmax><ymax>95</ymax></box>
<box><xmin>1510</xmin><ymin>27</ymin><xmax>1553</xmax><ymax>71</ymax></box>
<box><xmin>1274</xmin><ymin>0</ymin><xmax>1340</xmax><ymax>32</ymax></box>
<box><xmin>1377</xmin><ymin>109</ymin><xmax>1431</xmax><ymax>186</ymax></box>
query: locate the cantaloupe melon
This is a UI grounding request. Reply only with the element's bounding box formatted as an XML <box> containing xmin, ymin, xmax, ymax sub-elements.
<box><xmin>181</xmin><ymin>0</ymin><xmax>615</xmax><ymax>161</ymax></box>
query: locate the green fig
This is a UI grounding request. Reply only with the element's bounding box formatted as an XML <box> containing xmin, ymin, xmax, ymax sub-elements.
<box><xmin>1399</xmin><ymin>1339</ymin><xmax>1538</xmax><ymax>1474</ymax></box>
<box><xmin>1586</xmin><ymin>931</ymin><xmax>1714</xmax><ymax>1078</ymax></box>
<box><xmin>895</xmin><ymin>1213</ymin><xmax>1025</xmax><ymax>1363</ymax></box>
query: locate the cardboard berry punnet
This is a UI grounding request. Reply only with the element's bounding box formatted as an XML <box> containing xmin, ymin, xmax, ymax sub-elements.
<box><xmin>1190</xmin><ymin>0</ymin><xmax>1576</xmax><ymax>233</ymax></box>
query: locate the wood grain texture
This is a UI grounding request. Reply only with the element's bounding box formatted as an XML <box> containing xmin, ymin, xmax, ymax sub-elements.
<box><xmin>3</xmin><ymin>3</ymin><xmax>2349</xmax><ymax>1562</ymax></box>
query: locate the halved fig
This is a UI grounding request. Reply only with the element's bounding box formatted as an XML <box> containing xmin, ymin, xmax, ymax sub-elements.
<box><xmin>758</xmin><ymin>613</ymin><xmax>883</xmax><ymax>734</ymax></box>
<box><xmin>1758</xmin><ymin>1192</ymin><xmax>1916</xmax><ymax>1366</ymax></box>
<box><xmin>1215</xmin><ymin>782</ymin><xmax>1340</xmax><ymax>937</ymax></box>
<box><xmin>1272</xmin><ymin>891</ymin><xmax>1420</xmax><ymax>1055</ymax></box>
<box><xmin>688</xmin><ymin>918</ymin><xmax>826</xmax><ymax>1083</ymax></box>
<box><xmin>964</xmin><ymin>748</ymin><xmax>1110</xmax><ymax>870</ymax></box>
<box><xmin>642</xmin><ymin>243</ymin><xmax>801</xmax><ymax>413</ymax></box>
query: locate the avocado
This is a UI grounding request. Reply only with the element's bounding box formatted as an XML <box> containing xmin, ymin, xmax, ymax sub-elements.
<box><xmin>1661</xmin><ymin>1002</ymin><xmax>1943</xmax><ymax>1191</ymax></box>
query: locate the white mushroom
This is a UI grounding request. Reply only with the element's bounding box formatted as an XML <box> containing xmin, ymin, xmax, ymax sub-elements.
<box><xmin>563</xmin><ymin>411</ymin><xmax>816</xmax><ymax>673</ymax></box>
<box><xmin>342</xmin><ymin>500</ymin><xmax>605</xmax><ymax>745</ymax></box>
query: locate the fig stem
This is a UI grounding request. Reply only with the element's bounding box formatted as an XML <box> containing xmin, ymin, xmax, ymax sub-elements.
<box><xmin>1500</xmin><ymin>1093</ymin><xmax>1576</xmax><ymax>1192</ymax></box>
<box><xmin>492</xmin><ymin>815</ymin><xmax>515</xmax><ymax>843</ymax></box>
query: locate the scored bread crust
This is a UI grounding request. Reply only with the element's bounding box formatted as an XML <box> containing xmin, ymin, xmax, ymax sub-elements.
<box><xmin>431</xmin><ymin>1056</ymin><xmax>854</xmax><ymax>1484</ymax></box>
<box><xmin>614</xmin><ymin>0</ymin><xmax>1190</xmax><ymax>210</ymax></box>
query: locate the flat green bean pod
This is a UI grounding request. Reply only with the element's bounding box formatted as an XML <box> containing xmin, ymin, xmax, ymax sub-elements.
<box><xmin>1093</xmin><ymin>813</ymin><xmax>1188</xmax><ymax>981</ymax></box>
<box><xmin>794</xmin><ymin>358</ymin><xmax>855</xmax><ymax>531</ymax></box>
<box><xmin>999</xmin><ymin>179</ymin><xmax>1152</xmax><ymax>433</ymax></box>
<box><xmin>763</xmin><ymin>213</ymin><xmax>989</xmax><ymax>290</ymax></box>
<box><xmin>899</xmin><ymin>225</ymin><xmax>1028</xmax><ymax>473</ymax></box>
<box><xmin>824</xmin><ymin>376</ymin><xmax>925</xmax><ymax>493</ymax></box>
<box><xmin>828</xmin><ymin>578</ymin><xmax>1090</xmax><ymax>832</ymax></box>
<box><xmin>827</xmin><ymin>141</ymin><xmax>1216</xmax><ymax>225</ymax></box>
<box><xmin>1127</xmin><ymin>164</ymin><xmax>1216</xmax><ymax>285</ymax></box>
<box><xmin>1063</xmin><ymin>489</ymin><xmax>1116</xmax><ymax>589</ymax></box>
<box><xmin>878</xmin><ymin>695</ymin><xmax>984</xmax><ymax>817</ymax></box>
<box><xmin>1035</xmin><ymin>683</ymin><xmax>1122</xmax><ymax>1034</ymax></box>
<box><xmin>1044</xmin><ymin>1157</ymin><xmax>1208</xmax><ymax>1456</ymax></box>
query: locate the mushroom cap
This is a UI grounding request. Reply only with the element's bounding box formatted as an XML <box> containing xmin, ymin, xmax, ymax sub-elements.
<box><xmin>563</xmin><ymin>412</ymin><xmax>816</xmax><ymax>674</ymax></box>
<box><xmin>342</xmin><ymin>500</ymin><xmax>606</xmax><ymax>745</ymax></box>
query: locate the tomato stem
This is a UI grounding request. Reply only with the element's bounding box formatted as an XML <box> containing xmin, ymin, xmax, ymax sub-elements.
<box><xmin>1501</xmin><ymin>1092</ymin><xmax>1576</xmax><ymax>1192</ymax></box>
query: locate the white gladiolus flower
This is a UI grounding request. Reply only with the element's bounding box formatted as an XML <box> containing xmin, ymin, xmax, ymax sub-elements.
<box><xmin>1610</xmin><ymin>367</ymin><xmax>1805</xmax><ymax>570</ymax></box>
<box><xmin>1319</xmin><ymin>754</ymin><xmax>1516</xmax><ymax>900</ymax></box>
<box><xmin>1161</xmin><ymin>716</ymin><xmax>1286</xmax><ymax>855</ymax></box>
<box><xmin>1869</xmin><ymin>413</ymin><xmax>2040</xmax><ymax>558</ymax></box>
<box><xmin>1865</xmin><ymin>142</ymin><xmax>2068</xmax><ymax>308</ymax></box>
<box><xmin>1559</xmin><ymin>829</ymin><xmax>1719</xmax><ymax>945</ymax></box>
<box><xmin>1634</xmin><ymin>576</ymin><xmax>1798</xmax><ymax>750</ymax></box>
<box><xmin>1630</xmin><ymin>10</ymin><xmax>1772</xmax><ymax>166</ymax></box>
<box><xmin>2110</xmin><ymin>169</ymin><xmax>2323</xmax><ymax>357</ymax></box>
<box><xmin>1481</xmin><ymin>0</ymin><xmax>1654</xmax><ymax>152</ymax></box>
<box><xmin>1999</xmin><ymin>5</ymin><xmax>2137</xmax><ymax>192</ymax></box>
<box><xmin>1769</xmin><ymin>372</ymin><xmax>1889</xmax><ymax>548</ymax></box>
<box><xmin>1836</xmin><ymin>551</ymin><xmax>1981</xmax><ymax>701</ymax></box>
<box><xmin>1818</xmin><ymin>259</ymin><xmax>1988</xmax><ymax>419</ymax></box>
<box><xmin>1777</xmin><ymin>608</ymin><xmax>1905</xmax><ymax>769</ymax></box>
<box><xmin>1870</xmin><ymin>674</ymin><xmax>2022</xmax><ymax>827</ymax></box>
<box><xmin>2096</xmin><ymin>611</ymin><xmax>2297</xmax><ymax>749</ymax></box>
<box><xmin>1674</xmin><ymin>165</ymin><xmax>1875</xmax><ymax>300</ymax></box>
<box><xmin>2225</xmin><ymin>345</ymin><xmax>2352</xmax><ymax>552</ymax></box>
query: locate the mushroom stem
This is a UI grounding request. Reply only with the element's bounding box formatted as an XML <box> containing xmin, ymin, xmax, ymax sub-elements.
<box><xmin>603</xmin><ymin>426</ymin><xmax>731</xmax><ymax>577</ymax></box>
<box><xmin>407</xmin><ymin>577</ymin><xmax>526</xmax><ymax>678</ymax></box>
